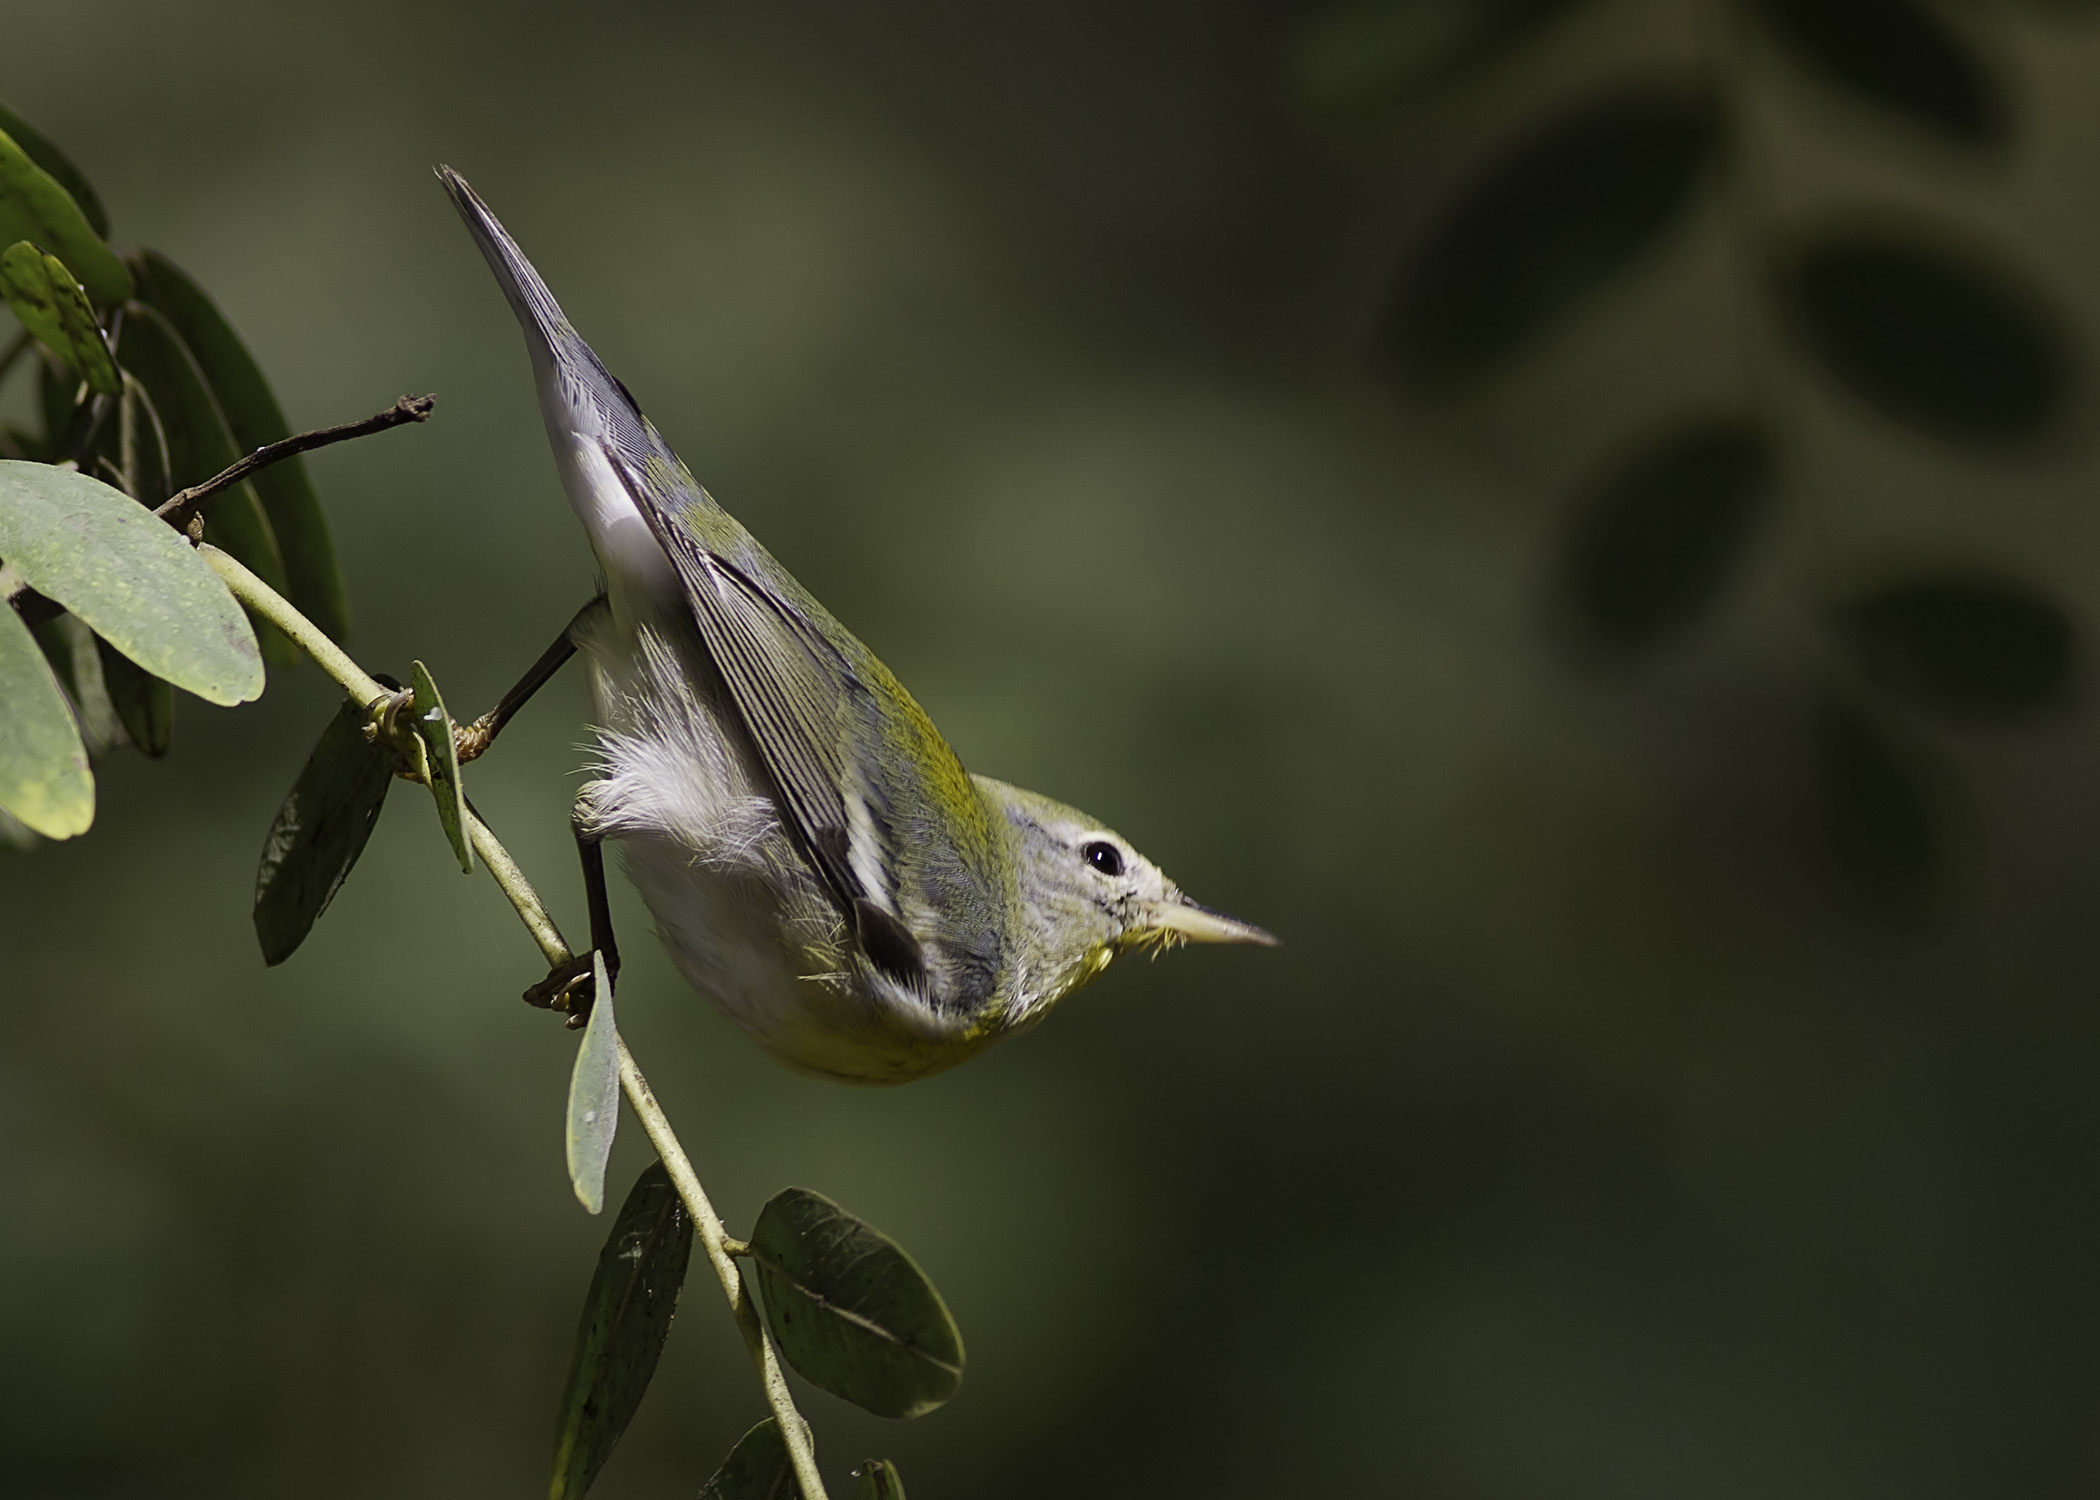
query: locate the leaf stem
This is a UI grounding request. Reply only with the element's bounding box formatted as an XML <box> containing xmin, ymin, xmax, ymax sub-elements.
<box><xmin>196</xmin><ymin>543</ymin><xmax>829</xmax><ymax>1499</ymax></box>
<box><xmin>618</xmin><ymin>1041</ymin><xmax>831</xmax><ymax>1500</ymax></box>
<box><xmin>200</xmin><ymin>544</ymin><xmax>388</xmax><ymax>704</ymax></box>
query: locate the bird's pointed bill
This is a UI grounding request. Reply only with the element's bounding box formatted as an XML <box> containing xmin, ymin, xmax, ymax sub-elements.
<box><xmin>1135</xmin><ymin>894</ymin><xmax>1277</xmax><ymax>948</ymax></box>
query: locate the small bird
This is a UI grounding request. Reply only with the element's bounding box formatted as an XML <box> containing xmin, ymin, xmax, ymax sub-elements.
<box><xmin>441</xmin><ymin>168</ymin><xmax>1273</xmax><ymax>1084</ymax></box>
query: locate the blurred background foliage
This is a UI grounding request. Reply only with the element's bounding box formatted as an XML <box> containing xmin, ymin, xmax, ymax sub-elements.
<box><xmin>8</xmin><ymin>0</ymin><xmax>2100</xmax><ymax>1494</ymax></box>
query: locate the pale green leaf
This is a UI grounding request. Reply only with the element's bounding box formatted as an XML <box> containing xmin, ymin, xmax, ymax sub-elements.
<box><xmin>566</xmin><ymin>952</ymin><xmax>619</xmax><ymax>1215</ymax></box>
<box><xmin>0</xmin><ymin>461</ymin><xmax>261</xmax><ymax>704</ymax></box>
<box><xmin>408</xmin><ymin>659</ymin><xmax>471</xmax><ymax>871</ymax></box>
<box><xmin>0</xmin><ymin>598</ymin><xmax>92</xmax><ymax>838</ymax></box>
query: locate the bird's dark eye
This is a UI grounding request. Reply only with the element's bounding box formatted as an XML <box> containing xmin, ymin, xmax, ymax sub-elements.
<box><xmin>1083</xmin><ymin>840</ymin><xmax>1124</xmax><ymax>877</ymax></box>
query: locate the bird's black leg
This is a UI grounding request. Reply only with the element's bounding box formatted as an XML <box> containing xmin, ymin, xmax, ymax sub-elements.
<box><xmin>578</xmin><ymin>817</ymin><xmax>621</xmax><ymax>995</ymax></box>
<box><xmin>455</xmin><ymin>597</ymin><xmax>602</xmax><ymax>764</ymax></box>
<box><xmin>523</xmin><ymin>806</ymin><xmax>623</xmax><ymax>1027</ymax></box>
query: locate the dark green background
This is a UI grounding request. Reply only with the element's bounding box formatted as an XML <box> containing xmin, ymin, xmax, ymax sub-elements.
<box><xmin>9</xmin><ymin>1</ymin><xmax>2100</xmax><ymax>1495</ymax></box>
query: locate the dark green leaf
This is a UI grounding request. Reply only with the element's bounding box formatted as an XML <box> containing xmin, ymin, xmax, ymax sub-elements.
<box><xmin>0</xmin><ymin>128</ymin><xmax>129</xmax><ymax>304</ymax></box>
<box><xmin>0</xmin><ymin>104</ymin><xmax>110</xmax><ymax>239</ymax></box>
<box><xmin>0</xmin><ymin>242</ymin><xmax>118</xmax><ymax>395</ymax></box>
<box><xmin>252</xmin><ymin>699</ymin><xmax>394</xmax><ymax>965</ymax></box>
<box><xmin>1815</xmin><ymin>696</ymin><xmax>1946</xmax><ymax>913</ymax></box>
<box><xmin>566</xmin><ymin>951</ymin><xmax>619</xmax><ymax>1216</ymax></box>
<box><xmin>0</xmin><ymin>596</ymin><xmax>92</xmax><ymax>839</ymax></box>
<box><xmin>1293</xmin><ymin>0</ymin><xmax>1595</xmax><ymax>114</ymax></box>
<box><xmin>1746</xmin><ymin>0</ymin><xmax>2006</xmax><ymax>146</ymax></box>
<box><xmin>0</xmin><ymin>461</ymin><xmax>262</xmax><ymax>705</ymax></box>
<box><xmin>1379</xmin><ymin>84</ymin><xmax>1724</xmax><ymax>391</ymax></box>
<box><xmin>114</xmin><ymin>300</ymin><xmax>298</xmax><ymax>664</ymax></box>
<box><xmin>38</xmin><ymin>345</ymin><xmax>79</xmax><ymax>454</ymax></box>
<box><xmin>31</xmin><ymin>611</ymin><xmax>121</xmax><ymax>756</ymax></box>
<box><xmin>750</xmin><ymin>1188</ymin><xmax>964</xmax><ymax>1420</ymax></box>
<box><xmin>71</xmin><ymin>376</ymin><xmax>180</xmax><ymax>746</ymax></box>
<box><xmin>696</xmin><ymin>1420</ymin><xmax>800</xmax><ymax>1500</ymax></box>
<box><xmin>407</xmin><ymin>659</ymin><xmax>471</xmax><ymax>871</ymax></box>
<box><xmin>1836</xmin><ymin>571</ymin><xmax>2073</xmax><ymax>720</ymax></box>
<box><xmin>1778</xmin><ymin>228</ymin><xmax>2069</xmax><ymax>446</ymax></box>
<box><xmin>112</xmin><ymin>371</ymin><xmax>174</xmax><ymax>507</ymax></box>
<box><xmin>548</xmin><ymin>1162</ymin><xmax>695</xmax><ymax>1500</ymax></box>
<box><xmin>1558</xmin><ymin>416</ymin><xmax>1775</xmax><ymax>654</ymax></box>
<box><xmin>97</xmin><ymin>636</ymin><xmax>172</xmax><ymax>757</ymax></box>
<box><xmin>852</xmin><ymin>1459</ymin><xmax>907</xmax><ymax>1500</ymax></box>
<box><xmin>129</xmin><ymin>249</ymin><xmax>349</xmax><ymax>641</ymax></box>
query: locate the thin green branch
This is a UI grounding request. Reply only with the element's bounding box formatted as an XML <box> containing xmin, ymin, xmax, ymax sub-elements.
<box><xmin>619</xmin><ymin>1043</ymin><xmax>830</xmax><ymax>1500</ymax></box>
<box><xmin>201</xmin><ymin>544</ymin><xmax>388</xmax><ymax>704</ymax></box>
<box><xmin>199</xmin><ymin>539</ymin><xmax>830</xmax><ymax>1499</ymax></box>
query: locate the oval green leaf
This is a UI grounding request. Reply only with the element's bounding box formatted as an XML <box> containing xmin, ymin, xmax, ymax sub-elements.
<box><xmin>1558</xmin><ymin>415</ymin><xmax>1776</xmax><ymax>654</ymax></box>
<box><xmin>0</xmin><ymin>598</ymin><xmax>92</xmax><ymax>838</ymax></box>
<box><xmin>1</xmin><ymin>242</ymin><xmax>119</xmax><ymax>396</ymax></box>
<box><xmin>1293</xmin><ymin>0</ymin><xmax>1595</xmax><ymax>115</ymax></box>
<box><xmin>33</xmin><ymin>612</ymin><xmax>122</xmax><ymax>757</ymax></box>
<box><xmin>698</xmin><ymin>1420</ymin><xmax>799</xmax><ymax>1500</ymax></box>
<box><xmin>252</xmin><ymin>698</ymin><xmax>394</xmax><ymax>964</ymax></box>
<box><xmin>852</xmin><ymin>1459</ymin><xmax>906</xmax><ymax>1500</ymax></box>
<box><xmin>408</xmin><ymin>659</ymin><xmax>471</xmax><ymax>872</ymax></box>
<box><xmin>1379</xmin><ymin>83</ymin><xmax>1724</xmax><ymax>391</ymax></box>
<box><xmin>1746</xmin><ymin>0</ymin><xmax>2006</xmax><ymax>147</ymax></box>
<box><xmin>1778</xmin><ymin>228</ymin><xmax>2069</xmax><ymax>446</ymax></box>
<box><xmin>114</xmin><ymin>300</ymin><xmax>297</xmax><ymax>663</ymax></box>
<box><xmin>39</xmin><ymin>346</ymin><xmax>82</xmax><ymax>455</ymax></box>
<box><xmin>0</xmin><ymin>104</ymin><xmax>111</xmax><ymax>240</ymax></box>
<box><xmin>1836</xmin><ymin>570</ymin><xmax>2073</xmax><ymax>721</ymax></box>
<box><xmin>112</xmin><ymin>371</ymin><xmax>174</xmax><ymax>507</ymax></box>
<box><xmin>750</xmin><ymin>1188</ymin><xmax>964</xmax><ymax>1420</ymax></box>
<box><xmin>0</xmin><ymin>461</ymin><xmax>262</xmax><ymax>704</ymax></box>
<box><xmin>0</xmin><ymin>128</ymin><xmax>129</xmax><ymax>304</ymax></box>
<box><xmin>548</xmin><ymin>1162</ymin><xmax>695</xmax><ymax>1500</ymax></box>
<box><xmin>129</xmin><ymin>249</ymin><xmax>349</xmax><ymax>640</ymax></box>
<box><xmin>1815</xmin><ymin>696</ymin><xmax>1946</xmax><ymax>914</ymax></box>
<box><xmin>566</xmin><ymin>951</ymin><xmax>619</xmax><ymax>1216</ymax></box>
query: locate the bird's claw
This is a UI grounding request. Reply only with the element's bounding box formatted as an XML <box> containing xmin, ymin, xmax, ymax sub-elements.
<box><xmin>525</xmin><ymin>952</ymin><xmax>597</xmax><ymax>1028</ymax></box>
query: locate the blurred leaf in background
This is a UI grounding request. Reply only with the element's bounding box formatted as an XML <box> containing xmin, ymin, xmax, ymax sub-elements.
<box><xmin>1378</xmin><ymin>83</ymin><xmax>1725</xmax><ymax>392</ymax></box>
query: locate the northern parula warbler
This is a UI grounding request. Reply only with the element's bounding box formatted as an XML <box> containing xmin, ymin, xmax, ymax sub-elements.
<box><xmin>441</xmin><ymin>168</ymin><xmax>1273</xmax><ymax>1084</ymax></box>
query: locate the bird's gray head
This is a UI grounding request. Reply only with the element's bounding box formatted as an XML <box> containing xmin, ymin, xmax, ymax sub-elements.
<box><xmin>972</xmin><ymin>776</ymin><xmax>1275</xmax><ymax>1023</ymax></box>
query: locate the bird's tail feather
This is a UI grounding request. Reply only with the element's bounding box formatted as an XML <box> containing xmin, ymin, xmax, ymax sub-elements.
<box><xmin>436</xmin><ymin>165</ymin><xmax>574</xmax><ymax>361</ymax></box>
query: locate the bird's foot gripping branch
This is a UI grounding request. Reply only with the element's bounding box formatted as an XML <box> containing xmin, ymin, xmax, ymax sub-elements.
<box><xmin>0</xmin><ymin>103</ymin><xmax>954</xmax><ymax>1492</ymax></box>
<box><xmin>7</xmin><ymin>425</ymin><xmax>960</xmax><ymax>1500</ymax></box>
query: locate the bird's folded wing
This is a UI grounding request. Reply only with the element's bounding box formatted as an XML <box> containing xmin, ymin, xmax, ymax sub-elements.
<box><xmin>612</xmin><ymin>446</ymin><xmax>922</xmax><ymax>973</ymax></box>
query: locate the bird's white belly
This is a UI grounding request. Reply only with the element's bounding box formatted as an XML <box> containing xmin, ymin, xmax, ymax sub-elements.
<box><xmin>577</xmin><ymin>611</ymin><xmax>982</xmax><ymax>1083</ymax></box>
<box><xmin>619</xmin><ymin>833</ymin><xmax>814</xmax><ymax>1045</ymax></box>
<box><xmin>620</xmin><ymin>832</ymin><xmax>983</xmax><ymax>1083</ymax></box>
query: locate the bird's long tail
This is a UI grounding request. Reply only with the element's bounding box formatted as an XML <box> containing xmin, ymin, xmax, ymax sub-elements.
<box><xmin>436</xmin><ymin>165</ymin><xmax>577</xmax><ymax>363</ymax></box>
<box><xmin>437</xmin><ymin>165</ymin><xmax>682</xmax><ymax>613</ymax></box>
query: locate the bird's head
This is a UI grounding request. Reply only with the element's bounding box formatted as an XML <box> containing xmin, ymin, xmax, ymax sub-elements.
<box><xmin>973</xmin><ymin>776</ymin><xmax>1275</xmax><ymax>1025</ymax></box>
